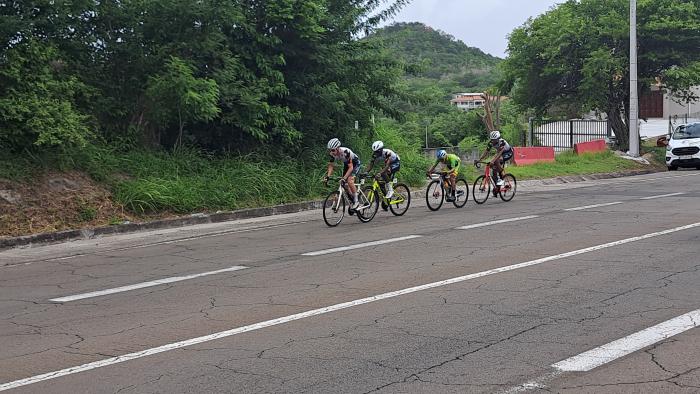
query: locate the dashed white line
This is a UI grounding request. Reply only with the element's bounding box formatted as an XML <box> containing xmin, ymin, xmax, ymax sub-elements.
<box><xmin>3</xmin><ymin>222</ymin><xmax>699</xmax><ymax>392</ymax></box>
<box><xmin>301</xmin><ymin>235</ymin><xmax>422</xmax><ymax>256</ymax></box>
<box><xmin>49</xmin><ymin>266</ymin><xmax>248</xmax><ymax>302</ymax></box>
<box><xmin>564</xmin><ymin>202</ymin><xmax>622</xmax><ymax>211</ymax></box>
<box><xmin>553</xmin><ymin>308</ymin><xmax>700</xmax><ymax>372</ymax></box>
<box><xmin>640</xmin><ymin>192</ymin><xmax>685</xmax><ymax>200</ymax></box>
<box><xmin>456</xmin><ymin>215</ymin><xmax>539</xmax><ymax>230</ymax></box>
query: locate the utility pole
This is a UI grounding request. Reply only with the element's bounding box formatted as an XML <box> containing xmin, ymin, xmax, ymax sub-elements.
<box><xmin>629</xmin><ymin>0</ymin><xmax>640</xmax><ymax>157</ymax></box>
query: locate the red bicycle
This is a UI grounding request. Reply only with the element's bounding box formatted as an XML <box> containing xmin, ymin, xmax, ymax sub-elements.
<box><xmin>472</xmin><ymin>161</ymin><xmax>517</xmax><ymax>204</ymax></box>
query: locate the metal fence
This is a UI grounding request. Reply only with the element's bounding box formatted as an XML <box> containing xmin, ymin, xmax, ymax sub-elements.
<box><xmin>528</xmin><ymin>119</ymin><xmax>612</xmax><ymax>151</ymax></box>
<box><xmin>669</xmin><ymin>112</ymin><xmax>700</xmax><ymax>133</ymax></box>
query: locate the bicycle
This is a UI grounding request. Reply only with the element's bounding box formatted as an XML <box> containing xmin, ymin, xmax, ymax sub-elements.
<box><xmin>425</xmin><ymin>171</ymin><xmax>469</xmax><ymax>211</ymax></box>
<box><xmin>472</xmin><ymin>161</ymin><xmax>517</xmax><ymax>204</ymax></box>
<box><xmin>358</xmin><ymin>173</ymin><xmax>411</xmax><ymax>221</ymax></box>
<box><xmin>322</xmin><ymin>176</ymin><xmax>375</xmax><ymax>227</ymax></box>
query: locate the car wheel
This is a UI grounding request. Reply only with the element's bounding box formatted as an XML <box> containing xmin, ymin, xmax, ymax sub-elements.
<box><xmin>668</xmin><ymin>165</ymin><xmax>678</xmax><ymax>171</ymax></box>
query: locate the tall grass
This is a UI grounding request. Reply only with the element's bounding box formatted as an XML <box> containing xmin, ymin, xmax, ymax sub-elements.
<box><xmin>507</xmin><ymin>150</ymin><xmax>642</xmax><ymax>179</ymax></box>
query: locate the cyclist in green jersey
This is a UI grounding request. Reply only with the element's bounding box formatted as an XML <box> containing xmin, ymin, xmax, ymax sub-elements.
<box><xmin>427</xmin><ymin>149</ymin><xmax>461</xmax><ymax>202</ymax></box>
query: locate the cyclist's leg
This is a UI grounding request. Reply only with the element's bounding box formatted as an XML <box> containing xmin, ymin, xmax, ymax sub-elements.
<box><xmin>493</xmin><ymin>160</ymin><xmax>504</xmax><ymax>184</ymax></box>
<box><xmin>386</xmin><ymin>162</ymin><xmax>400</xmax><ymax>198</ymax></box>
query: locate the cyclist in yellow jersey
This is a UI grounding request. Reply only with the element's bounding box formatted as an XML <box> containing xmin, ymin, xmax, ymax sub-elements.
<box><xmin>427</xmin><ymin>149</ymin><xmax>460</xmax><ymax>202</ymax></box>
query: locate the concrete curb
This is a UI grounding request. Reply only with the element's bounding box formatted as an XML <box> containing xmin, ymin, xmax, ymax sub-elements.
<box><xmin>0</xmin><ymin>169</ymin><xmax>661</xmax><ymax>250</ymax></box>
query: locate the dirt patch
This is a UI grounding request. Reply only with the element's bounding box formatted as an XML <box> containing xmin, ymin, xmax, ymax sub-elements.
<box><xmin>0</xmin><ymin>171</ymin><xmax>137</xmax><ymax>237</ymax></box>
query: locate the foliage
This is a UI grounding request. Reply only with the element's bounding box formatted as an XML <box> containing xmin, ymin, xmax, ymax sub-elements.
<box><xmin>0</xmin><ymin>40</ymin><xmax>93</xmax><ymax>151</ymax></box>
<box><xmin>501</xmin><ymin>0</ymin><xmax>700</xmax><ymax>150</ymax></box>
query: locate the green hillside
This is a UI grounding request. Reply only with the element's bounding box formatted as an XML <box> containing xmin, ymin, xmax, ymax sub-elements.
<box><xmin>370</xmin><ymin>22</ymin><xmax>502</xmax><ymax>91</ymax></box>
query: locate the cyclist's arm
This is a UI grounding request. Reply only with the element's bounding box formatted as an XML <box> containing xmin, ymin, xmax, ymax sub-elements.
<box><xmin>365</xmin><ymin>160</ymin><xmax>374</xmax><ymax>173</ymax></box>
<box><xmin>427</xmin><ymin>161</ymin><xmax>439</xmax><ymax>173</ymax></box>
<box><xmin>326</xmin><ymin>157</ymin><xmax>335</xmax><ymax>177</ymax></box>
<box><xmin>491</xmin><ymin>147</ymin><xmax>505</xmax><ymax>163</ymax></box>
<box><xmin>478</xmin><ymin>146</ymin><xmax>490</xmax><ymax>161</ymax></box>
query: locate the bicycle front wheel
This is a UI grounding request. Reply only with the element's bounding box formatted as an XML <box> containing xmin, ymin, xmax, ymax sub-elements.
<box><xmin>357</xmin><ymin>186</ymin><xmax>379</xmax><ymax>223</ymax></box>
<box><xmin>389</xmin><ymin>183</ymin><xmax>411</xmax><ymax>216</ymax></box>
<box><xmin>452</xmin><ymin>177</ymin><xmax>469</xmax><ymax>208</ymax></box>
<box><xmin>425</xmin><ymin>180</ymin><xmax>444</xmax><ymax>211</ymax></box>
<box><xmin>499</xmin><ymin>174</ymin><xmax>517</xmax><ymax>202</ymax></box>
<box><xmin>323</xmin><ymin>191</ymin><xmax>345</xmax><ymax>227</ymax></box>
<box><xmin>472</xmin><ymin>175</ymin><xmax>490</xmax><ymax>204</ymax></box>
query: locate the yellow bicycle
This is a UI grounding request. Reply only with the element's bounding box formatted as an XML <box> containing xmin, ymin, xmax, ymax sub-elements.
<box><xmin>358</xmin><ymin>173</ymin><xmax>411</xmax><ymax>221</ymax></box>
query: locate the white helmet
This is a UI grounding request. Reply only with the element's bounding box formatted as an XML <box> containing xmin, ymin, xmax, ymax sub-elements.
<box><xmin>372</xmin><ymin>140</ymin><xmax>384</xmax><ymax>152</ymax></box>
<box><xmin>327</xmin><ymin>138</ymin><xmax>341</xmax><ymax>149</ymax></box>
<box><xmin>489</xmin><ymin>130</ymin><xmax>501</xmax><ymax>140</ymax></box>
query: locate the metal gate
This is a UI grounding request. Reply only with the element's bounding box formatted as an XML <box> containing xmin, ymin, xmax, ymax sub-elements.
<box><xmin>528</xmin><ymin>119</ymin><xmax>612</xmax><ymax>150</ymax></box>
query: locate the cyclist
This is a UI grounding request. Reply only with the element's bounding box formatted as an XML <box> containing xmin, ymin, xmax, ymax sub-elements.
<box><xmin>325</xmin><ymin>138</ymin><xmax>361</xmax><ymax>210</ymax></box>
<box><xmin>364</xmin><ymin>141</ymin><xmax>400</xmax><ymax>200</ymax></box>
<box><xmin>475</xmin><ymin>130</ymin><xmax>513</xmax><ymax>188</ymax></box>
<box><xmin>427</xmin><ymin>149</ymin><xmax>460</xmax><ymax>202</ymax></box>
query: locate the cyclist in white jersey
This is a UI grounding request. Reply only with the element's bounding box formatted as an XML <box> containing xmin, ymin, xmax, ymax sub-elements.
<box><xmin>475</xmin><ymin>130</ymin><xmax>513</xmax><ymax>187</ymax></box>
<box><xmin>325</xmin><ymin>138</ymin><xmax>362</xmax><ymax>209</ymax></box>
<box><xmin>364</xmin><ymin>140</ymin><xmax>401</xmax><ymax>200</ymax></box>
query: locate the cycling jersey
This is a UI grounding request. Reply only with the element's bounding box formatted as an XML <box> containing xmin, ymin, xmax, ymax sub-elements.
<box><xmin>372</xmin><ymin>148</ymin><xmax>400</xmax><ymax>164</ymax></box>
<box><xmin>329</xmin><ymin>147</ymin><xmax>359</xmax><ymax>165</ymax></box>
<box><xmin>436</xmin><ymin>153</ymin><xmax>461</xmax><ymax>170</ymax></box>
<box><xmin>489</xmin><ymin>138</ymin><xmax>513</xmax><ymax>156</ymax></box>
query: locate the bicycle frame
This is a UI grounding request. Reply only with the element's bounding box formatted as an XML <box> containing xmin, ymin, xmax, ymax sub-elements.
<box><xmin>475</xmin><ymin>161</ymin><xmax>512</xmax><ymax>192</ymax></box>
<box><xmin>331</xmin><ymin>178</ymin><xmax>372</xmax><ymax>211</ymax></box>
<box><xmin>364</xmin><ymin>175</ymin><xmax>405</xmax><ymax>206</ymax></box>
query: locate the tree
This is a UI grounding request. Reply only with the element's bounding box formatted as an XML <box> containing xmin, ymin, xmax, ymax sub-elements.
<box><xmin>145</xmin><ymin>57</ymin><xmax>220</xmax><ymax>148</ymax></box>
<box><xmin>0</xmin><ymin>40</ymin><xmax>92</xmax><ymax>152</ymax></box>
<box><xmin>501</xmin><ymin>0</ymin><xmax>700</xmax><ymax>150</ymax></box>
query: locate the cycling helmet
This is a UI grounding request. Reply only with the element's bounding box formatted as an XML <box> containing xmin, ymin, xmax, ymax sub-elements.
<box><xmin>436</xmin><ymin>149</ymin><xmax>447</xmax><ymax>159</ymax></box>
<box><xmin>371</xmin><ymin>140</ymin><xmax>384</xmax><ymax>152</ymax></box>
<box><xmin>489</xmin><ymin>130</ymin><xmax>501</xmax><ymax>140</ymax></box>
<box><xmin>327</xmin><ymin>138</ymin><xmax>341</xmax><ymax>149</ymax></box>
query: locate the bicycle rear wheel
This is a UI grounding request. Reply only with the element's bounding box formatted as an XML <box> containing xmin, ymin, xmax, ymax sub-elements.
<box><xmin>499</xmin><ymin>174</ymin><xmax>517</xmax><ymax>202</ymax></box>
<box><xmin>472</xmin><ymin>175</ymin><xmax>490</xmax><ymax>204</ymax></box>
<box><xmin>323</xmin><ymin>191</ymin><xmax>345</xmax><ymax>227</ymax></box>
<box><xmin>357</xmin><ymin>186</ymin><xmax>379</xmax><ymax>223</ymax></box>
<box><xmin>425</xmin><ymin>180</ymin><xmax>444</xmax><ymax>211</ymax></box>
<box><xmin>452</xmin><ymin>177</ymin><xmax>469</xmax><ymax>208</ymax></box>
<box><xmin>389</xmin><ymin>183</ymin><xmax>411</xmax><ymax>216</ymax></box>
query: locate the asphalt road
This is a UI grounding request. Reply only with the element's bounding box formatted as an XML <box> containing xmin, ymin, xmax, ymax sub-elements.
<box><xmin>1</xmin><ymin>171</ymin><xmax>699</xmax><ymax>393</ymax></box>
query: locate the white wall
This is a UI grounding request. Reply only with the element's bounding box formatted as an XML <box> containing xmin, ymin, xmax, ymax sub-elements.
<box><xmin>665</xmin><ymin>86</ymin><xmax>700</xmax><ymax>117</ymax></box>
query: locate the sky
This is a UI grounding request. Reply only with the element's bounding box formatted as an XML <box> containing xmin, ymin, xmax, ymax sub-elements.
<box><xmin>385</xmin><ymin>0</ymin><xmax>563</xmax><ymax>58</ymax></box>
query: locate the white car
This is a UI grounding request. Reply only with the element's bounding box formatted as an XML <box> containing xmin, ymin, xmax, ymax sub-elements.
<box><xmin>666</xmin><ymin>122</ymin><xmax>700</xmax><ymax>171</ymax></box>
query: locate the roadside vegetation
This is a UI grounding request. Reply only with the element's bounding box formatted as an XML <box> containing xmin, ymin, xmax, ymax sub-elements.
<box><xmin>2</xmin><ymin>0</ymin><xmax>697</xmax><ymax>237</ymax></box>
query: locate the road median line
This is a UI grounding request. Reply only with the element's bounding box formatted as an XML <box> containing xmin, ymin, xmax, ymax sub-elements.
<box><xmin>3</xmin><ymin>222</ymin><xmax>699</xmax><ymax>391</ymax></box>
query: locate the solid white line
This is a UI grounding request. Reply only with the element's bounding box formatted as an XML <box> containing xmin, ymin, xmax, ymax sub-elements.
<box><xmin>564</xmin><ymin>202</ymin><xmax>622</xmax><ymax>211</ymax></box>
<box><xmin>553</xmin><ymin>308</ymin><xmax>700</xmax><ymax>372</ymax></box>
<box><xmin>301</xmin><ymin>235</ymin><xmax>422</xmax><ymax>256</ymax></box>
<box><xmin>456</xmin><ymin>215</ymin><xmax>539</xmax><ymax>230</ymax></box>
<box><xmin>49</xmin><ymin>266</ymin><xmax>248</xmax><ymax>302</ymax></box>
<box><xmin>2</xmin><ymin>222</ymin><xmax>699</xmax><ymax>391</ymax></box>
<box><xmin>640</xmin><ymin>192</ymin><xmax>685</xmax><ymax>200</ymax></box>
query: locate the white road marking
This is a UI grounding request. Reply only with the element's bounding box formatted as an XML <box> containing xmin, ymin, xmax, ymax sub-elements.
<box><xmin>2</xmin><ymin>222</ymin><xmax>699</xmax><ymax>391</ymax></box>
<box><xmin>49</xmin><ymin>266</ymin><xmax>248</xmax><ymax>302</ymax></box>
<box><xmin>640</xmin><ymin>192</ymin><xmax>685</xmax><ymax>200</ymax></box>
<box><xmin>553</xmin><ymin>308</ymin><xmax>700</xmax><ymax>372</ymax></box>
<box><xmin>301</xmin><ymin>235</ymin><xmax>422</xmax><ymax>256</ymax></box>
<box><xmin>456</xmin><ymin>215</ymin><xmax>539</xmax><ymax>230</ymax></box>
<box><xmin>564</xmin><ymin>202</ymin><xmax>622</xmax><ymax>211</ymax></box>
